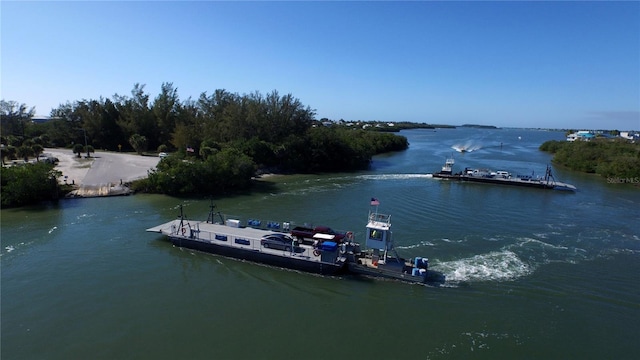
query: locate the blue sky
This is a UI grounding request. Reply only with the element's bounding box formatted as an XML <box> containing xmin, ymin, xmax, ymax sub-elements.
<box><xmin>2</xmin><ymin>1</ymin><xmax>639</xmax><ymax>130</ymax></box>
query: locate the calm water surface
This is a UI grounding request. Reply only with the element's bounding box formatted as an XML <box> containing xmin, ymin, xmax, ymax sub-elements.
<box><xmin>2</xmin><ymin>128</ymin><xmax>639</xmax><ymax>359</ymax></box>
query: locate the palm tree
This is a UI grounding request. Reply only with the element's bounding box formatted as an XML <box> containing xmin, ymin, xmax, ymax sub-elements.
<box><xmin>72</xmin><ymin>143</ymin><xmax>84</xmax><ymax>158</ymax></box>
<box><xmin>17</xmin><ymin>145</ymin><xmax>34</xmax><ymax>162</ymax></box>
<box><xmin>129</xmin><ymin>134</ymin><xmax>148</xmax><ymax>155</ymax></box>
<box><xmin>4</xmin><ymin>145</ymin><xmax>17</xmax><ymax>164</ymax></box>
<box><xmin>32</xmin><ymin>144</ymin><xmax>44</xmax><ymax>161</ymax></box>
<box><xmin>85</xmin><ymin>145</ymin><xmax>95</xmax><ymax>158</ymax></box>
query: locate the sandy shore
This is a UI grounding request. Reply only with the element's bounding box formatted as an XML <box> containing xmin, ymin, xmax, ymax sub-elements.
<box><xmin>43</xmin><ymin>149</ymin><xmax>160</xmax><ymax>197</ymax></box>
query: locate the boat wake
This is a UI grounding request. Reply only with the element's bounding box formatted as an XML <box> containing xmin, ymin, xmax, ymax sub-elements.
<box><xmin>431</xmin><ymin>234</ymin><xmax>598</xmax><ymax>286</ymax></box>
<box><xmin>1</xmin><ymin>241</ymin><xmax>32</xmax><ymax>257</ymax></box>
<box><xmin>433</xmin><ymin>250</ymin><xmax>533</xmax><ymax>285</ymax></box>
<box><xmin>452</xmin><ymin>141</ymin><xmax>482</xmax><ymax>153</ymax></box>
<box><xmin>427</xmin><ymin>330</ymin><xmax>525</xmax><ymax>358</ymax></box>
<box><xmin>269</xmin><ymin>174</ymin><xmax>433</xmax><ymax>197</ymax></box>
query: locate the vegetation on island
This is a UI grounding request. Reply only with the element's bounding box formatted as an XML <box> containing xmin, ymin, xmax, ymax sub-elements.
<box><xmin>1</xmin><ymin>85</ymin><xmax>410</xmax><ymax>202</ymax></box>
<box><xmin>460</xmin><ymin>124</ymin><xmax>499</xmax><ymax>129</ymax></box>
<box><xmin>326</xmin><ymin>120</ymin><xmax>454</xmax><ymax>133</ymax></box>
<box><xmin>540</xmin><ymin>139</ymin><xmax>640</xmax><ymax>181</ymax></box>
<box><xmin>0</xmin><ymin>162</ymin><xmax>67</xmax><ymax>207</ymax></box>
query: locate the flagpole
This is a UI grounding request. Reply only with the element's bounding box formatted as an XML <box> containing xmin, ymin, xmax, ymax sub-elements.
<box><xmin>371</xmin><ymin>198</ymin><xmax>380</xmax><ymax>218</ymax></box>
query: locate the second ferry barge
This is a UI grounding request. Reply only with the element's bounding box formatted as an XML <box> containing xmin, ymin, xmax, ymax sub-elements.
<box><xmin>431</xmin><ymin>158</ymin><xmax>577</xmax><ymax>191</ymax></box>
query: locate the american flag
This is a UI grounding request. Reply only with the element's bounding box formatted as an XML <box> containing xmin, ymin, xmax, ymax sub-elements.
<box><xmin>186</xmin><ymin>146</ymin><xmax>195</xmax><ymax>153</ymax></box>
<box><xmin>370</xmin><ymin>197</ymin><xmax>380</xmax><ymax>206</ymax></box>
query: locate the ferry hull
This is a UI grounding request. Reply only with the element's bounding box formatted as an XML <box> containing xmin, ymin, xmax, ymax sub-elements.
<box><xmin>347</xmin><ymin>262</ymin><xmax>445</xmax><ymax>285</ymax></box>
<box><xmin>433</xmin><ymin>173</ymin><xmax>576</xmax><ymax>191</ymax></box>
<box><xmin>460</xmin><ymin>175</ymin><xmax>553</xmax><ymax>189</ymax></box>
<box><xmin>168</xmin><ymin>235</ymin><xmax>344</xmax><ymax>276</ymax></box>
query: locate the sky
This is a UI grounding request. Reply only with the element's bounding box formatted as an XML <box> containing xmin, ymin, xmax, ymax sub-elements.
<box><xmin>2</xmin><ymin>1</ymin><xmax>639</xmax><ymax>130</ymax></box>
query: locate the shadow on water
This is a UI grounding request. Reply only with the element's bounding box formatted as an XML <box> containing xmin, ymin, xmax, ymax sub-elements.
<box><xmin>145</xmin><ymin>177</ymin><xmax>280</xmax><ymax>205</ymax></box>
<box><xmin>340</xmin><ymin>269</ymin><xmax>448</xmax><ymax>288</ymax></box>
<box><xmin>425</xmin><ymin>270</ymin><xmax>447</xmax><ymax>286</ymax></box>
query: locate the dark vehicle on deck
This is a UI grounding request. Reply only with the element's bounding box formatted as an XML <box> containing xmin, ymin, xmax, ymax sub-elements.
<box><xmin>290</xmin><ymin>225</ymin><xmax>346</xmax><ymax>241</ymax></box>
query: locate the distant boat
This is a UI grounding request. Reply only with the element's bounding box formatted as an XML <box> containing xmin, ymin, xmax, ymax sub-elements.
<box><xmin>431</xmin><ymin>159</ymin><xmax>577</xmax><ymax>191</ymax></box>
<box><xmin>451</xmin><ymin>141</ymin><xmax>481</xmax><ymax>153</ymax></box>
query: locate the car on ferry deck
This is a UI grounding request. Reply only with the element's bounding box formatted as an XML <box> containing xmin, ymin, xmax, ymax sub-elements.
<box><xmin>261</xmin><ymin>233</ymin><xmax>296</xmax><ymax>251</ymax></box>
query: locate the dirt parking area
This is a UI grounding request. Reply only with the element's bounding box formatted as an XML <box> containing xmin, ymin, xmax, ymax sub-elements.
<box><xmin>43</xmin><ymin>149</ymin><xmax>161</xmax><ymax>187</ymax></box>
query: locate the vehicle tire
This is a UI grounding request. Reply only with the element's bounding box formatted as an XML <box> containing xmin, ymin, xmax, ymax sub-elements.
<box><xmin>264</xmin><ymin>243</ymin><xmax>269</xmax><ymax>248</ymax></box>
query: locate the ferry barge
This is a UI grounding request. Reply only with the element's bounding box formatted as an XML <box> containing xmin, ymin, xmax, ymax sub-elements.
<box><xmin>431</xmin><ymin>158</ymin><xmax>576</xmax><ymax>191</ymax></box>
<box><xmin>146</xmin><ymin>202</ymin><xmax>443</xmax><ymax>285</ymax></box>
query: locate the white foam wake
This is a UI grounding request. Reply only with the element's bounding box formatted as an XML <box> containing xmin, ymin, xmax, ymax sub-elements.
<box><xmin>434</xmin><ymin>250</ymin><xmax>533</xmax><ymax>283</ymax></box>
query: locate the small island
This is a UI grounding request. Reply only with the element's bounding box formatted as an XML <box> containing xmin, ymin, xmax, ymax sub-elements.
<box><xmin>540</xmin><ymin>137</ymin><xmax>640</xmax><ymax>183</ymax></box>
<box><xmin>460</xmin><ymin>124</ymin><xmax>499</xmax><ymax>129</ymax></box>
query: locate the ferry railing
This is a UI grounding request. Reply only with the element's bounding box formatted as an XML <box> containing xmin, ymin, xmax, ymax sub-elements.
<box><xmin>368</xmin><ymin>211</ymin><xmax>391</xmax><ymax>226</ymax></box>
<box><xmin>176</xmin><ymin>222</ymin><xmax>325</xmax><ymax>260</ymax></box>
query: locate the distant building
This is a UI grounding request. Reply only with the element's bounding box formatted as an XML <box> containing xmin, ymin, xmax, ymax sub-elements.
<box><xmin>566</xmin><ymin>131</ymin><xmax>595</xmax><ymax>141</ymax></box>
<box><xmin>31</xmin><ymin>116</ymin><xmax>53</xmax><ymax>124</ymax></box>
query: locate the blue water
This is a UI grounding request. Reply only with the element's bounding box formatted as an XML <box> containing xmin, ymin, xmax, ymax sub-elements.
<box><xmin>2</xmin><ymin>128</ymin><xmax>639</xmax><ymax>359</ymax></box>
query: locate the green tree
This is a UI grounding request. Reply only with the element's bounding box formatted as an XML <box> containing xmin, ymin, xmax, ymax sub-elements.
<box><xmin>73</xmin><ymin>143</ymin><xmax>84</xmax><ymax>158</ymax></box>
<box><xmin>5</xmin><ymin>135</ymin><xmax>22</xmax><ymax>147</ymax></box>
<box><xmin>0</xmin><ymin>146</ymin><xmax>7</xmax><ymax>165</ymax></box>
<box><xmin>199</xmin><ymin>146</ymin><xmax>218</xmax><ymax>159</ymax></box>
<box><xmin>32</xmin><ymin>144</ymin><xmax>44</xmax><ymax>161</ymax></box>
<box><xmin>1</xmin><ymin>162</ymin><xmax>62</xmax><ymax>207</ymax></box>
<box><xmin>129</xmin><ymin>134</ymin><xmax>148</xmax><ymax>155</ymax></box>
<box><xmin>38</xmin><ymin>134</ymin><xmax>50</xmax><ymax>147</ymax></box>
<box><xmin>2</xmin><ymin>145</ymin><xmax>17</xmax><ymax>164</ymax></box>
<box><xmin>0</xmin><ymin>100</ymin><xmax>35</xmax><ymax>137</ymax></box>
<box><xmin>16</xmin><ymin>145</ymin><xmax>34</xmax><ymax>162</ymax></box>
<box><xmin>152</xmin><ymin>82</ymin><xmax>180</xmax><ymax>147</ymax></box>
<box><xmin>85</xmin><ymin>98</ymin><xmax>122</xmax><ymax>150</ymax></box>
<box><xmin>85</xmin><ymin>145</ymin><xmax>95</xmax><ymax>158</ymax></box>
<box><xmin>49</xmin><ymin>101</ymin><xmax>85</xmax><ymax>146</ymax></box>
<box><xmin>36</xmin><ymin>115</ymin><xmax>75</xmax><ymax>147</ymax></box>
<box><xmin>116</xmin><ymin>84</ymin><xmax>157</xmax><ymax>150</ymax></box>
<box><xmin>171</xmin><ymin>122</ymin><xmax>202</xmax><ymax>155</ymax></box>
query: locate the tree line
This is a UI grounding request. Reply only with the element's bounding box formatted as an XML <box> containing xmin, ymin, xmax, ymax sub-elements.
<box><xmin>1</xmin><ymin>84</ymin><xmax>409</xmax><ymax>201</ymax></box>
<box><xmin>539</xmin><ymin>138</ymin><xmax>640</xmax><ymax>180</ymax></box>
<box><xmin>2</xmin><ymin>84</ymin><xmax>317</xmax><ymax>155</ymax></box>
